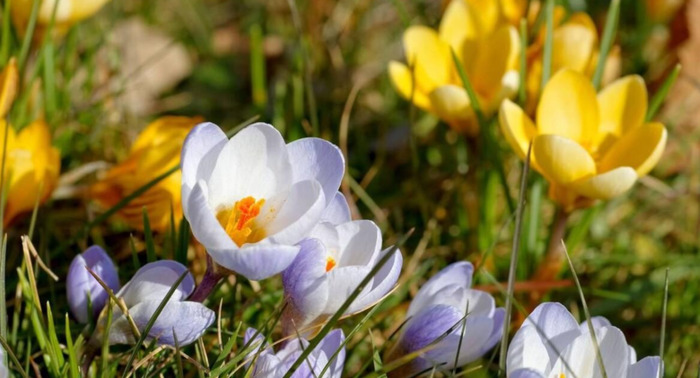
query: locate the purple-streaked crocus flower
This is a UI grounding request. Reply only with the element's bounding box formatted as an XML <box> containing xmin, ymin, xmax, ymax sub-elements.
<box><xmin>66</xmin><ymin>245</ymin><xmax>120</xmax><ymax>323</ymax></box>
<box><xmin>244</xmin><ymin>328</ymin><xmax>345</xmax><ymax>378</ymax></box>
<box><xmin>0</xmin><ymin>343</ymin><xmax>7</xmax><ymax>378</ymax></box>
<box><xmin>181</xmin><ymin>122</ymin><xmax>345</xmax><ymax>281</ymax></box>
<box><xmin>281</xmin><ymin>219</ymin><xmax>402</xmax><ymax>336</ymax></box>
<box><xmin>507</xmin><ymin>302</ymin><xmax>663</xmax><ymax>378</ymax></box>
<box><xmin>387</xmin><ymin>262</ymin><xmax>504</xmax><ymax>376</ymax></box>
<box><xmin>105</xmin><ymin>260</ymin><xmax>215</xmax><ymax>346</ymax></box>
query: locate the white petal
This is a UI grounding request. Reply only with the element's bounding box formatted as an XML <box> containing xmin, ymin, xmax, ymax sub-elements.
<box><xmin>346</xmin><ymin>247</ymin><xmax>402</xmax><ymax>314</ymax></box>
<box><xmin>181</xmin><ymin>122</ymin><xmax>227</xmax><ymax>214</ymax></box>
<box><xmin>206</xmin><ymin>123</ymin><xmax>292</xmax><ymax>209</ymax></box>
<box><xmin>407</xmin><ymin>262</ymin><xmax>474</xmax><ymax>317</ymax></box>
<box><xmin>336</xmin><ymin>220</ymin><xmax>382</xmax><ymax>267</ymax></box>
<box><xmin>266</xmin><ymin>180</ymin><xmax>326</xmax><ymax>245</ymax></box>
<box><xmin>211</xmin><ymin>242</ymin><xmax>301</xmax><ymax>281</ymax></box>
<box><xmin>281</xmin><ymin>239</ymin><xmax>330</xmax><ymax>331</ymax></box>
<box><xmin>323</xmin><ymin>265</ymin><xmax>372</xmax><ymax>314</ymax></box>
<box><xmin>320</xmin><ymin>192</ymin><xmax>351</xmax><ymax>225</ymax></box>
<box><xmin>286</xmin><ymin>138</ymin><xmax>345</xmax><ymax>207</ymax></box>
<box><xmin>186</xmin><ymin>181</ymin><xmax>238</xmax><ymax>252</ymax></box>
<box><xmin>128</xmin><ymin>300</ymin><xmax>215</xmax><ymax>346</ymax></box>
<box><xmin>118</xmin><ymin>261</ymin><xmax>194</xmax><ymax>307</ymax></box>
<box><xmin>550</xmin><ymin>325</ymin><xmax>629</xmax><ymax>378</ymax></box>
<box><xmin>628</xmin><ymin>356</ymin><xmax>662</xmax><ymax>378</ymax></box>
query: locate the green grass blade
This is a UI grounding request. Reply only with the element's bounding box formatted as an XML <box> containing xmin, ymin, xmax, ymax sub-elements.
<box><xmin>176</xmin><ymin>218</ymin><xmax>190</xmax><ymax>265</ymax></box>
<box><xmin>0</xmin><ymin>0</ymin><xmax>12</xmax><ymax>65</ymax></box>
<box><xmin>562</xmin><ymin>241</ymin><xmax>608</xmax><ymax>378</ymax></box>
<box><xmin>518</xmin><ymin>18</ymin><xmax>528</xmax><ymax>106</ymax></box>
<box><xmin>122</xmin><ymin>271</ymin><xmax>189</xmax><ymax>377</ymax></box>
<box><xmin>541</xmin><ymin>0</ymin><xmax>555</xmax><ymax>89</ymax></box>
<box><xmin>250</xmin><ymin>23</ymin><xmax>267</xmax><ymax>109</ymax></box>
<box><xmin>0</xmin><ymin>335</ymin><xmax>29</xmax><ymax>378</ymax></box>
<box><xmin>284</xmin><ymin>231</ymin><xmax>413</xmax><ymax>378</ymax></box>
<box><xmin>450</xmin><ymin>49</ymin><xmax>485</xmax><ymax>127</ymax></box>
<box><xmin>18</xmin><ymin>0</ymin><xmax>40</xmax><ymax>69</ymax></box>
<box><xmin>592</xmin><ymin>0</ymin><xmax>621</xmax><ymax>90</ymax></box>
<box><xmin>646</xmin><ymin>64</ymin><xmax>681</xmax><ymax>122</ymax></box>
<box><xmin>65</xmin><ymin>314</ymin><xmax>79</xmax><ymax>378</ymax></box>
<box><xmin>659</xmin><ymin>267</ymin><xmax>669</xmax><ymax>378</ymax></box>
<box><xmin>499</xmin><ymin>143</ymin><xmax>531</xmax><ymax>372</ymax></box>
<box><xmin>142</xmin><ymin>207</ymin><xmax>156</xmax><ymax>262</ymax></box>
<box><xmin>100</xmin><ymin>298</ymin><xmax>114</xmax><ymax>376</ymax></box>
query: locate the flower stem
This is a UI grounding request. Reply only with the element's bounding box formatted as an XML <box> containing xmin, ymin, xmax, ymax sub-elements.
<box><xmin>533</xmin><ymin>207</ymin><xmax>570</xmax><ymax>282</ymax></box>
<box><xmin>189</xmin><ymin>256</ymin><xmax>225</xmax><ymax>303</ymax></box>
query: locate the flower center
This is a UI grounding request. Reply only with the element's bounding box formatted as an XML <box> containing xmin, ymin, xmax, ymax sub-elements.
<box><xmin>216</xmin><ymin>196</ymin><xmax>266</xmax><ymax>247</ymax></box>
<box><xmin>325</xmin><ymin>256</ymin><xmax>336</xmax><ymax>272</ymax></box>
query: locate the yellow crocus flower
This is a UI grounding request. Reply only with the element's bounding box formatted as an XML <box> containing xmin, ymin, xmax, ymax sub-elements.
<box><xmin>91</xmin><ymin>116</ymin><xmax>203</xmax><ymax>232</ymax></box>
<box><xmin>499</xmin><ymin>69</ymin><xmax>667</xmax><ymax>211</ymax></box>
<box><xmin>11</xmin><ymin>0</ymin><xmax>111</xmax><ymax>36</ymax></box>
<box><xmin>2</xmin><ymin>120</ymin><xmax>61</xmax><ymax>226</ymax></box>
<box><xmin>389</xmin><ymin>0</ymin><xmax>521</xmax><ymax>135</ymax></box>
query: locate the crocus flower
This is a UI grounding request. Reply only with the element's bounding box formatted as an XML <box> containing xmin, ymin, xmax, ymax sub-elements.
<box><xmin>244</xmin><ymin>327</ymin><xmax>345</xmax><ymax>378</ymax></box>
<box><xmin>386</xmin><ymin>262</ymin><xmax>504</xmax><ymax>376</ymax></box>
<box><xmin>11</xmin><ymin>0</ymin><xmax>112</xmax><ymax>37</ymax></box>
<box><xmin>91</xmin><ymin>116</ymin><xmax>202</xmax><ymax>231</ymax></box>
<box><xmin>180</xmin><ymin>122</ymin><xmax>344</xmax><ymax>281</ymax></box>
<box><xmin>2</xmin><ymin>120</ymin><xmax>61</xmax><ymax>226</ymax></box>
<box><xmin>104</xmin><ymin>260</ymin><xmax>215</xmax><ymax>346</ymax></box>
<box><xmin>0</xmin><ymin>58</ymin><xmax>18</xmax><ymax>120</ymax></box>
<box><xmin>499</xmin><ymin>69</ymin><xmax>667</xmax><ymax>211</ymax></box>
<box><xmin>281</xmin><ymin>218</ymin><xmax>402</xmax><ymax>336</ymax></box>
<box><xmin>507</xmin><ymin>302</ymin><xmax>663</xmax><ymax>377</ymax></box>
<box><xmin>389</xmin><ymin>0</ymin><xmax>520</xmax><ymax>135</ymax></box>
<box><xmin>66</xmin><ymin>245</ymin><xmax>120</xmax><ymax>324</ymax></box>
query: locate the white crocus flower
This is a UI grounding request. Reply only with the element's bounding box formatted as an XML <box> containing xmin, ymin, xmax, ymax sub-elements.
<box><xmin>181</xmin><ymin>122</ymin><xmax>344</xmax><ymax>280</ymax></box>
<box><xmin>281</xmin><ymin>201</ymin><xmax>402</xmax><ymax>336</ymax></box>
<box><xmin>507</xmin><ymin>302</ymin><xmax>662</xmax><ymax>378</ymax></box>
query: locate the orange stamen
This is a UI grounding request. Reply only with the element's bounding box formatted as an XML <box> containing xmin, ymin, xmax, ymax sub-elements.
<box><xmin>217</xmin><ymin>196</ymin><xmax>266</xmax><ymax>246</ymax></box>
<box><xmin>325</xmin><ymin>256</ymin><xmax>336</xmax><ymax>272</ymax></box>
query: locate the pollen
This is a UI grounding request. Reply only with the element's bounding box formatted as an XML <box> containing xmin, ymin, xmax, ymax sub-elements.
<box><xmin>216</xmin><ymin>196</ymin><xmax>266</xmax><ymax>247</ymax></box>
<box><xmin>325</xmin><ymin>256</ymin><xmax>337</xmax><ymax>272</ymax></box>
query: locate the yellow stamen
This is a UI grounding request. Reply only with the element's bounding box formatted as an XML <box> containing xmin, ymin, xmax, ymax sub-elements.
<box><xmin>216</xmin><ymin>196</ymin><xmax>266</xmax><ymax>246</ymax></box>
<box><xmin>325</xmin><ymin>256</ymin><xmax>336</xmax><ymax>272</ymax></box>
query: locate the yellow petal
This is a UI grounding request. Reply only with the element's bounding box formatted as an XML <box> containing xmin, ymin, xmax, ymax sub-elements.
<box><xmin>536</xmin><ymin>69</ymin><xmax>599</xmax><ymax>146</ymax></box>
<box><xmin>499</xmin><ymin>99</ymin><xmax>537</xmax><ymax>160</ymax></box>
<box><xmin>597</xmin><ymin>75</ymin><xmax>648</xmax><ymax>141</ymax></box>
<box><xmin>428</xmin><ymin>85</ymin><xmax>477</xmax><ymax>134</ymax></box>
<box><xmin>0</xmin><ymin>58</ymin><xmax>18</xmax><ymax>120</ymax></box>
<box><xmin>388</xmin><ymin>61</ymin><xmax>433</xmax><ymax>111</ymax></box>
<box><xmin>533</xmin><ymin>134</ymin><xmax>596</xmax><ymax>185</ymax></box>
<box><xmin>552</xmin><ymin>24</ymin><xmax>596</xmax><ymax>73</ymax></box>
<box><xmin>403</xmin><ymin>26</ymin><xmax>451</xmax><ymax>92</ymax></box>
<box><xmin>472</xmin><ymin>26</ymin><xmax>520</xmax><ymax>98</ymax></box>
<box><xmin>464</xmin><ymin>0</ymin><xmax>500</xmax><ymax>36</ymax></box>
<box><xmin>599</xmin><ymin>122</ymin><xmax>667</xmax><ymax>177</ymax></box>
<box><xmin>439</xmin><ymin>0</ymin><xmax>480</xmax><ymax>54</ymax></box>
<box><xmin>571</xmin><ymin>167</ymin><xmax>637</xmax><ymax>200</ymax></box>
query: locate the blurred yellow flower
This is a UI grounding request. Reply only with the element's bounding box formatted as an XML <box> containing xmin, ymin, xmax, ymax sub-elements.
<box><xmin>389</xmin><ymin>0</ymin><xmax>521</xmax><ymax>135</ymax></box>
<box><xmin>11</xmin><ymin>0</ymin><xmax>111</xmax><ymax>36</ymax></box>
<box><xmin>499</xmin><ymin>69</ymin><xmax>667</xmax><ymax>211</ymax></box>
<box><xmin>91</xmin><ymin>116</ymin><xmax>203</xmax><ymax>232</ymax></box>
<box><xmin>3</xmin><ymin>120</ymin><xmax>61</xmax><ymax>226</ymax></box>
<box><xmin>0</xmin><ymin>58</ymin><xmax>18</xmax><ymax>120</ymax></box>
<box><xmin>525</xmin><ymin>11</ymin><xmax>620</xmax><ymax>112</ymax></box>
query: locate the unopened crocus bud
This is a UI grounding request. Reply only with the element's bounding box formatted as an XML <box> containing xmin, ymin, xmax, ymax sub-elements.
<box><xmin>386</xmin><ymin>262</ymin><xmax>503</xmax><ymax>376</ymax></box>
<box><xmin>66</xmin><ymin>246</ymin><xmax>120</xmax><ymax>324</ymax></box>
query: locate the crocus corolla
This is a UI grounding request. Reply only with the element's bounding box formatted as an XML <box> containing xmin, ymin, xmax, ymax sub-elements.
<box><xmin>181</xmin><ymin>122</ymin><xmax>344</xmax><ymax>280</ymax></box>
<box><xmin>386</xmin><ymin>262</ymin><xmax>503</xmax><ymax>376</ymax></box>
<box><xmin>507</xmin><ymin>302</ymin><xmax>663</xmax><ymax>378</ymax></box>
